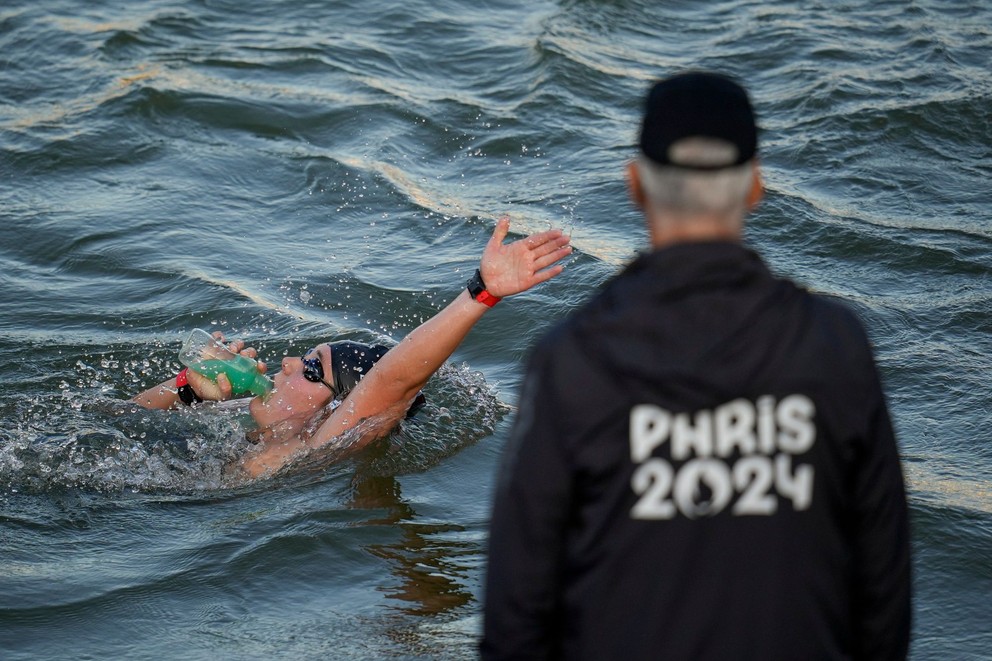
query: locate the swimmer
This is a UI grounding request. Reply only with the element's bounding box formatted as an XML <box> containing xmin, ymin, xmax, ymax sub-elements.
<box><xmin>132</xmin><ymin>218</ymin><xmax>572</xmax><ymax>478</ymax></box>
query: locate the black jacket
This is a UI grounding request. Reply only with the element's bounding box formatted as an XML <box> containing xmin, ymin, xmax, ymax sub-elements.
<box><xmin>482</xmin><ymin>241</ymin><xmax>911</xmax><ymax>660</ymax></box>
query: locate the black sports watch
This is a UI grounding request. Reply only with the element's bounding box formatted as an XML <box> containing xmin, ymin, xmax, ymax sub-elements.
<box><xmin>467</xmin><ymin>269</ymin><xmax>502</xmax><ymax>307</ymax></box>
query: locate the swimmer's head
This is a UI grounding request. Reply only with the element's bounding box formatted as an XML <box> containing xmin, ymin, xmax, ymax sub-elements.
<box><xmin>249</xmin><ymin>343</ymin><xmax>336</xmax><ymax>428</ymax></box>
<box><xmin>248</xmin><ymin>341</ymin><xmax>423</xmax><ymax>430</ymax></box>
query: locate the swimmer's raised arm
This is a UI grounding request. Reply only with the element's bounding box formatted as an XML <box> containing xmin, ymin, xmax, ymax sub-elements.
<box><xmin>240</xmin><ymin>217</ymin><xmax>572</xmax><ymax>477</ymax></box>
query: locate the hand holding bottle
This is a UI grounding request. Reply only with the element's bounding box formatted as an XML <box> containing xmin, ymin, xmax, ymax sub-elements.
<box><xmin>179</xmin><ymin>329</ymin><xmax>272</xmax><ymax>398</ymax></box>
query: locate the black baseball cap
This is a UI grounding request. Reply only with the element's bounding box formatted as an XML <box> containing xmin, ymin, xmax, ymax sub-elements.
<box><xmin>639</xmin><ymin>71</ymin><xmax>758</xmax><ymax>170</ymax></box>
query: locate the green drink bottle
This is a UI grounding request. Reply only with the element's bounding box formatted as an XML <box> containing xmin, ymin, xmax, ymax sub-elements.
<box><xmin>179</xmin><ymin>329</ymin><xmax>273</xmax><ymax>396</ymax></box>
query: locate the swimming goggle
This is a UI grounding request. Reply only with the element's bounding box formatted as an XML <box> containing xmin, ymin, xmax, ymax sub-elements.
<box><xmin>302</xmin><ymin>347</ymin><xmax>335</xmax><ymax>393</ymax></box>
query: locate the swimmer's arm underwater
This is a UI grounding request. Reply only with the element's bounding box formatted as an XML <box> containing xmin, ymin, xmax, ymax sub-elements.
<box><xmin>240</xmin><ymin>218</ymin><xmax>572</xmax><ymax>478</ymax></box>
<box><xmin>131</xmin><ymin>336</ymin><xmax>264</xmax><ymax>410</ymax></box>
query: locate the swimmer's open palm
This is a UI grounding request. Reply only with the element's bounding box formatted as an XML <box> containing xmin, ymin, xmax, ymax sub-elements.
<box><xmin>480</xmin><ymin>217</ymin><xmax>572</xmax><ymax>298</ymax></box>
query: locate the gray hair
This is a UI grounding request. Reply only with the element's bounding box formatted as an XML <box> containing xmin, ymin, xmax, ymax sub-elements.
<box><xmin>637</xmin><ymin>138</ymin><xmax>754</xmax><ymax>215</ymax></box>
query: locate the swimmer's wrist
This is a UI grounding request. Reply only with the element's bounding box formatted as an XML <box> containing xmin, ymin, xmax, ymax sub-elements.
<box><xmin>176</xmin><ymin>368</ymin><xmax>203</xmax><ymax>405</ymax></box>
<box><xmin>466</xmin><ymin>269</ymin><xmax>502</xmax><ymax>307</ymax></box>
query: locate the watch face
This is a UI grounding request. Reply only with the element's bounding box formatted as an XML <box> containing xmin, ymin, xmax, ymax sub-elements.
<box><xmin>468</xmin><ymin>270</ymin><xmax>485</xmax><ymax>297</ymax></box>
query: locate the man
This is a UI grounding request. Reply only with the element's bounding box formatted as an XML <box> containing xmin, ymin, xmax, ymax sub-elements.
<box><xmin>482</xmin><ymin>72</ymin><xmax>911</xmax><ymax>660</ymax></box>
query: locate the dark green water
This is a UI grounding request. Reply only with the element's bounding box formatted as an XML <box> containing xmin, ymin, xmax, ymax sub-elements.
<box><xmin>1</xmin><ymin>0</ymin><xmax>990</xmax><ymax>658</ymax></box>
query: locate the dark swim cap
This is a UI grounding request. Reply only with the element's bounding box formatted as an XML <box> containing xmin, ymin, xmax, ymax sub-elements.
<box><xmin>639</xmin><ymin>71</ymin><xmax>758</xmax><ymax>170</ymax></box>
<box><xmin>328</xmin><ymin>341</ymin><xmax>425</xmax><ymax>418</ymax></box>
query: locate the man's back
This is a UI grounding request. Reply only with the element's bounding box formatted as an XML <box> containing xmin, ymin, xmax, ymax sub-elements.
<box><xmin>483</xmin><ymin>241</ymin><xmax>911</xmax><ymax>660</ymax></box>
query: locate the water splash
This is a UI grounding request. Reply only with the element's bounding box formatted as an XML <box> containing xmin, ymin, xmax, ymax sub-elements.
<box><xmin>0</xmin><ymin>392</ymin><xmax>255</xmax><ymax>494</ymax></box>
<box><xmin>0</xmin><ymin>360</ymin><xmax>507</xmax><ymax>495</ymax></box>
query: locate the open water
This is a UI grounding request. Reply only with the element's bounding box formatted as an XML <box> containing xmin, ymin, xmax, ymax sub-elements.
<box><xmin>1</xmin><ymin>0</ymin><xmax>990</xmax><ymax>658</ymax></box>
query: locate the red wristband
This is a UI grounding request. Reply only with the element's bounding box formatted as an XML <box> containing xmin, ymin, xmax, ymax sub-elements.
<box><xmin>176</xmin><ymin>368</ymin><xmax>203</xmax><ymax>405</ymax></box>
<box><xmin>474</xmin><ymin>289</ymin><xmax>502</xmax><ymax>307</ymax></box>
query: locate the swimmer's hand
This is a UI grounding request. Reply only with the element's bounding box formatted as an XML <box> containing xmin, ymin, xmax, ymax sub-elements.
<box><xmin>187</xmin><ymin>332</ymin><xmax>267</xmax><ymax>402</ymax></box>
<box><xmin>480</xmin><ymin>216</ymin><xmax>572</xmax><ymax>298</ymax></box>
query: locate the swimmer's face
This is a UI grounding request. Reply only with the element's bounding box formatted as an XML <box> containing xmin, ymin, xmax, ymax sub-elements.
<box><xmin>249</xmin><ymin>343</ymin><xmax>334</xmax><ymax>427</ymax></box>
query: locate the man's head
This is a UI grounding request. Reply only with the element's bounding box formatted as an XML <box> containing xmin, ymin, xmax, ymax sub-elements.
<box><xmin>629</xmin><ymin>71</ymin><xmax>762</xmax><ymax>243</ymax></box>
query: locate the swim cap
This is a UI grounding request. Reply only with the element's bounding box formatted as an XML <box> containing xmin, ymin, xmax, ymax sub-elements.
<box><xmin>639</xmin><ymin>71</ymin><xmax>758</xmax><ymax>170</ymax></box>
<box><xmin>328</xmin><ymin>341</ymin><xmax>425</xmax><ymax>418</ymax></box>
